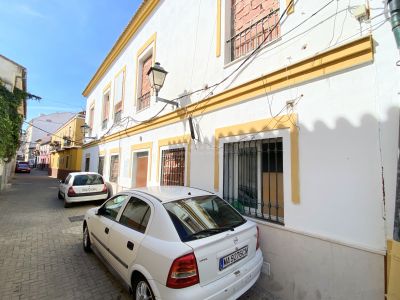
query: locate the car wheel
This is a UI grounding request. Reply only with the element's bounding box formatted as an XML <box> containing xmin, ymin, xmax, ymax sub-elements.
<box><xmin>83</xmin><ymin>224</ymin><xmax>92</xmax><ymax>253</ymax></box>
<box><xmin>58</xmin><ymin>191</ymin><xmax>63</xmax><ymax>200</ymax></box>
<box><xmin>133</xmin><ymin>276</ymin><xmax>154</xmax><ymax>300</ymax></box>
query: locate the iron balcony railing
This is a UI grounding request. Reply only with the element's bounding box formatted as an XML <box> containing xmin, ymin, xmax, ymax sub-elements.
<box><xmin>137</xmin><ymin>92</ymin><xmax>151</xmax><ymax>112</ymax></box>
<box><xmin>227</xmin><ymin>8</ymin><xmax>280</xmax><ymax>61</ymax></box>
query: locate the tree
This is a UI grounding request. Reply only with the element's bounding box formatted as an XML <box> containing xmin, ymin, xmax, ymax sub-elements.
<box><xmin>0</xmin><ymin>84</ymin><xmax>40</xmax><ymax>160</ymax></box>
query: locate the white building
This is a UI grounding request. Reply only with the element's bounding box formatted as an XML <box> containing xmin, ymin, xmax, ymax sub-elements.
<box><xmin>24</xmin><ymin>112</ymin><xmax>76</xmax><ymax>165</ymax></box>
<box><xmin>81</xmin><ymin>0</ymin><xmax>400</xmax><ymax>299</ymax></box>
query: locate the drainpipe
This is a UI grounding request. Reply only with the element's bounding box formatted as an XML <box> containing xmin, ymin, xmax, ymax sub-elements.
<box><xmin>388</xmin><ymin>0</ymin><xmax>400</xmax><ymax>51</ymax></box>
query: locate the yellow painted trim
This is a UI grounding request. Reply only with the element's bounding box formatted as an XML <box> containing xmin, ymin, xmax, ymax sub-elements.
<box><xmin>109</xmin><ymin>147</ymin><xmax>120</xmax><ymax>155</ymax></box>
<box><xmin>83</xmin><ymin>0</ymin><xmax>160</xmax><ymax>97</ymax></box>
<box><xmin>113</xmin><ymin>66</ymin><xmax>126</xmax><ymax>112</ymax></box>
<box><xmin>134</xmin><ymin>33</ymin><xmax>157</xmax><ymax>108</ymax></box>
<box><xmin>156</xmin><ymin>135</ymin><xmax>191</xmax><ymax>186</ymax></box>
<box><xmin>216</xmin><ymin>0</ymin><xmax>221</xmax><ymax>57</ymax></box>
<box><xmin>286</xmin><ymin>0</ymin><xmax>294</xmax><ymax>14</ymax></box>
<box><xmin>214</xmin><ymin>114</ymin><xmax>299</xmax><ymax>203</ymax></box>
<box><xmin>83</xmin><ymin>35</ymin><xmax>373</xmax><ymax>150</ymax></box>
<box><xmin>129</xmin><ymin>142</ymin><xmax>153</xmax><ymax>179</ymax></box>
<box><xmin>387</xmin><ymin>239</ymin><xmax>400</xmax><ymax>299</ymax></box>
<box><xmin>102</xmin><ymin>81</ymin><xmax>111</xmax><ymax>93</ymax></box>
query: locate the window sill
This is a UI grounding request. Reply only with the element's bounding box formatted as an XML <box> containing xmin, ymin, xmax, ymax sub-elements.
<box><xmin>223</xmin><ymin>37</ymin><xmax>282</xmax><ymax>70</ymax></box>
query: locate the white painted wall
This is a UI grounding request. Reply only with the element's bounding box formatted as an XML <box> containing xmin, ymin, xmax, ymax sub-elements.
<box><xmin>82</xmin><ymin>0</ymin><xmax>400</xmax><ymax>298</ymax></box>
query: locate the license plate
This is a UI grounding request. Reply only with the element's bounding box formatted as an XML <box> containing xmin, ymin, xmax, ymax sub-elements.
<box><xmin>219</xmin><ymin>246</ymin><xmax>248</xmax><ymax>271</ymax></box>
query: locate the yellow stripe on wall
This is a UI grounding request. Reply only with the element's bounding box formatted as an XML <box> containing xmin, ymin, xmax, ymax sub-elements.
<box><xmin>83</xmin><ymin>36</ymin><xmax>373</xmax><ymax>150</ymax></box>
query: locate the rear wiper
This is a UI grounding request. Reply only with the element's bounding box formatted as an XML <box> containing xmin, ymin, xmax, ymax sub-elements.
<box><xmin>189</xmin><ymin>226</ymin><xmax>235</xmax><ymax>238</ymax></box>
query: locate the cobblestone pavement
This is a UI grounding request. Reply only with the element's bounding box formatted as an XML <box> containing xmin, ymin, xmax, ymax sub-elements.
<box><xmin>0</xmin><ymin>170</ymin><xmax>264</xmax><ymax>300</ymax></box>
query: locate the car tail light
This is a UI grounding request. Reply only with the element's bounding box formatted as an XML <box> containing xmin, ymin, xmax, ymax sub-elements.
<box><xmin>67</xmin><ymin>186</ymin><xmax>76</xmax><ymax>197</ymax></box>
<box><xmin>102</xmin><ymin>184</ymin><xmax>107</xmax><ymax>193</ymax></box>
<box><xmin>166</xmin><ymin>253</ymin><xmax>199</xmax><ymax>289</ymax></box>
<box><xmin>256</xmin><ymin>226</ymin><xmax>260</xmax><ymax>250</ymax></box>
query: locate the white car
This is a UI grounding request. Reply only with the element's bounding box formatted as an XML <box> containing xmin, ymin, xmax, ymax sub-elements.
<box><xmin>58</xmin><ymin>172</ymin><xmax>109</xmax><ymax>208</ymax></box>
<box><xmin>83</xmin><ymin>186</ymin><xmax>263</xmax><ymax>300</ymax></box>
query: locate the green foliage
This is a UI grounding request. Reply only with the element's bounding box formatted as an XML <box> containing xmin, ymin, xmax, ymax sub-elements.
<box><xmin>0</xmin><ymin>84</ymin><xmax>40</xmax><ymax>161</ymax></box>
<box><xmin>0</xmin><ymin>85</ymin><xmax>23</xmax><ymax>160</ymax></box>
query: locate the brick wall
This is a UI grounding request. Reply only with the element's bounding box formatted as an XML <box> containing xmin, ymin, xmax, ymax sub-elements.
<box><xmin>231</xmin><ymin>0</ymin><xmax>280</xmax><ymax>60</ymax></box>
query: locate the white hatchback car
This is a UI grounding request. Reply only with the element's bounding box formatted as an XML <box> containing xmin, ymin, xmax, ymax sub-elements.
<box><xmin>58</xmin><ymin>172</ymin><xmax>108</xmax><ymax>208</ymax></box>
<box><xmin>83</xmin><ymin>186</ymin><xmax>263</xmax><ymax>300</ymax></box>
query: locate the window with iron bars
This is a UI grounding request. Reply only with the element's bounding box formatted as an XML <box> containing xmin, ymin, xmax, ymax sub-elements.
<box><xmin>223</xmin><ymin>138</ymin><xmax>284</xmax><ymax>224</ymax></box>
<box><xmin>228</xmin><ymin>0</ymin><xmax>280</xmax><ymax>62</ymax></box>
<box><xmin>160</xmin><ymin>148</ymin><xmax>185</xmax><ymax>186</ymax></box>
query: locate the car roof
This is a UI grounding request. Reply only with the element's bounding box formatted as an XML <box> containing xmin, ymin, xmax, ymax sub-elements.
<box><xmin>68</xmin><ymin>172</ymin><xmax>102</xmax><ymax>176</ymax></box>
<box><xmin>126</xmin><ymin>186</ymin><xmax>214</xmax><ymax>203</ymax></box>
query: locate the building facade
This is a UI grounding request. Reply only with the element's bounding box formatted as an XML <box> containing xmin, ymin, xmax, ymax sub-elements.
<box><xmin>81</xmin><ymin>1</ymin><xmax>400</xmax><ymax>299</ymax></box>
<box><xmin>49</xmin><ymin>113</ymin><xmax>85</xmax><ymax>180</ymax></box>
<box><xmin>24</xmin><ymin>112</ymin><xmax>76</xmax><ymax>165</ymax></box>
<box><xmin>0</xmin><ymin>54</ymin><xmax>27</xmax><ymax>190</ymax></box>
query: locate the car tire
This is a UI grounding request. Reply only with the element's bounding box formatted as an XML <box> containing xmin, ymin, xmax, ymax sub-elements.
<box><xmin>58</xmin><ymin>191</ymin><xmax>63</xmax><ymax>200</ymax></box>
<box><xmin>132</xmin><ymin>275</ymin><xmax>154</xmax><ymax>300</ymax></box>
<box><xmin>83</xmin><ymin>223</ymin><xmax>92</xmax><ymax>253</ymax></box>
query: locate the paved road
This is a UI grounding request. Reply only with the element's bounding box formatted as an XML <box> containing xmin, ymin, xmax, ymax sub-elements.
<box><xmin>0</xmin><ymin>170</ymin><xmax>264</xmax><ymax>300</ymax></box>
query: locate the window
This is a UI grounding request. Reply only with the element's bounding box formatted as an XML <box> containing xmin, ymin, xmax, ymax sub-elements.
<box><xmin>73</xmin><ymin>174</ymin><xmax>104</xmax><ymax>186</ymax></box>
<box><xmin>102</xmin><ymin>195</ymin><xmax>129</xmax><ymax>220</ymax></box>
<box><xmin>113</xmin><ymin>69</ymin><xmax>125</xmax><ymax>123</ymax></box>
<box><xmin>98</xmin><ymin>156</ymin><xmax>104</xmax><ymax>175</ymax></box>
<box><xmin>164</xmin><ymin>195</ymin><xmax>245</xmax><ymax>242</ymax></box>
<box><xmin>89</xmin><ymin>105</ymin><xmax>94</xmax><ymax>135</ymax></box>
<box><xmin>109</xmin><ymin>155</ymin><xmax>119</xmax><ymax>183</ymax></box>
<box><xmin>223</xmin><ymin>138</ymin><xmax>284</xmax><ymax>224</ymax></box>
<box><xmin>85</xmin><ymin>157</ymin><xmax>90</xmax><ymax>172</ymax></box>
<box><xmin>137</xmin><ymin>55</ymin><xmax>152</xmax><ymax>111</ymax></box>
<box><xmin>160</xmin><ymin>148</ymin><xmax>185</xmax><ymax>186</ymax></box>
<box><xmin>102</xmin><ymin>90</ymin><xmax>110</xmax><ymax>130</ymax></box>
<box><xmin>227</xmin><ymin>0</ymin><xmax>280</xmax><ymax>61</ymax></box>
<box><xmin>119</xmin><ymin>197</ymin><xmax>151</xmax><ymax>233</ymax></box>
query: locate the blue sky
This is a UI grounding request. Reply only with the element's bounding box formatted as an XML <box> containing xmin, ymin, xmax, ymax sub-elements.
<box><xmin>0</xmin><ymin>0</ymin><xmax>141</xmax><ymax>123</ymax></box>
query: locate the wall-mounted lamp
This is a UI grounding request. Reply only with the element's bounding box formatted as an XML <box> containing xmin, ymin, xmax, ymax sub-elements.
<box><xmin>147</xmin><ymin>62</ymin><xmax>179</xmax><ymax>108</ymax></box>
<box><xmin>80</xmin><ymin>123</ymin><xmax>96</xmax><ymax>140</ymax></box>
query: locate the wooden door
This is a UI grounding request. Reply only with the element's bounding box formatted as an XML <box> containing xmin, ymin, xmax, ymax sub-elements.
<box><xmin>135</xmin><ymin>152</ymin><xmax>148</xmax><ymax>187</ymax></box>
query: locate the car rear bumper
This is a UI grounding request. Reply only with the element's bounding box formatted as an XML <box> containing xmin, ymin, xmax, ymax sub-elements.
<box><xmin>65</xmin><ymin>193</ymin><xmax>108</xmax><ymax>203</ymax></box>
<box><xmin>151</xmin><ymin>249</ymin><xmax>263</xmax><ymax>300</ymax></box>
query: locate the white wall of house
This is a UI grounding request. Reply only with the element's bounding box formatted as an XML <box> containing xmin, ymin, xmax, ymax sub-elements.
<box><xmin>82</xmin><ymin>0</ymin><xmax>400</xmax><ymax>299</ymax></box>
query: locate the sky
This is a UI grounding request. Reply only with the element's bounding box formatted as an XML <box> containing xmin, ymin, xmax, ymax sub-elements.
<box><xmin>0</xmin><ymin>0</ymin><xmax>141</xmax><ymax>124</ymax></box>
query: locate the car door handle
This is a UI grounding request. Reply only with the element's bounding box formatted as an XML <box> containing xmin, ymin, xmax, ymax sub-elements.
<box><xmin>127</xmin><ymin>241</ymin><xmax>134</xmax><ymax>250</ymax></box>
<box><xmin>105</xmin><ymin>227</ymin><xmax>109</xmax><ymax>234</ymax></box>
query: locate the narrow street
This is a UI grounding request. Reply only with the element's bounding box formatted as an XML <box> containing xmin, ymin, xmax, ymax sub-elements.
<box><xmin>0</xmin><ymin>170</ymin><xmax>130</xmax><ymax>300</ymax></box>
<box><xmin>0</xmin><ymin>170</ymin><xmax>263</xmax><ymax>300</ymax></box>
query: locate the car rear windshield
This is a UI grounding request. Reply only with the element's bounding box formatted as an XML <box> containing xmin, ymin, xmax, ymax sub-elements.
<box><xmin>18</xmin><ymin>163</ymin><xmax>29</xmax><ymax>167</ymax></box>
<box><xmin>73</xmin><ymin>174</ymin><xmax>104</xmax><ymax>186</ymax></box>
<box><xmin>164</xmin><ymin>195</ymin><xmax>246</xmax><ymax>242</ymax></box>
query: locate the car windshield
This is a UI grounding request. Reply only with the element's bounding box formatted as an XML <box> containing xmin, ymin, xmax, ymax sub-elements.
<box><xmin>19</xmin><ymin>164</ymin><xmax>29</xmax><ymax>167</ymax></box>
<box><xmin>73</xmin><ymin>174</ymin><xmax>104</xmax><ymax>186</ymax></box>
<box><xmin>164</xmin><ymin>195</ymin><xmax>246</xmax><ymax>242</ymax></box>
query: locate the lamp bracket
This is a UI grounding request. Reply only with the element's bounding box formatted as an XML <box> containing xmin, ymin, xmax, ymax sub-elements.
<box><xmin>156</xmin><ymin>96</ymin><xmax>179</xmax><ymax>108</ymax></box>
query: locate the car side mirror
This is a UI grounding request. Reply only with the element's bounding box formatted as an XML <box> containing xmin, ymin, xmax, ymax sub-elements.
<box><xmin>95</xmin><ymin>207</ymin><xmax>104</xmax><ymax>215</ymax></box>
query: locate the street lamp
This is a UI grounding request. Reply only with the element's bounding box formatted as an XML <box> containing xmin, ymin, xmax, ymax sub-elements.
<box><xmin>80</xmin><ymin>123</ymin><xmax>96</xmax><ymax>140</ymax></box>
<box><xmin>147</xmin><ymin>62</ymin><xmax>179</xmax><ymax>108</ymax></box>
